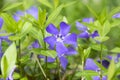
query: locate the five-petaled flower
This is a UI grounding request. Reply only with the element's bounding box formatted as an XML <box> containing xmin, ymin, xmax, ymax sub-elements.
<box><xmin>44</xmin><ymin>22</ymin><xmax>77</xmax><ymax>69</ymax></box>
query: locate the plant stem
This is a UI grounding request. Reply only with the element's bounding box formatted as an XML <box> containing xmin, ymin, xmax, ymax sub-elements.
<box><xmin>56</xmin><ymin>58</ymin><xmax>61</xmax><ymax>80</ymax></box>
<box><xmin>100</xmin><ymin>43</ymin><xmax>103</xmax><ymax>80</ymax></box>
<box><xmin>34</xmin><ymin>54</ymin><xmax>49</xmax><ymax>80</ymax></box>
<box><xmin>81</xmin><ymin>59</ymin><xmax>85</xmax><ymax>80</ymax></box>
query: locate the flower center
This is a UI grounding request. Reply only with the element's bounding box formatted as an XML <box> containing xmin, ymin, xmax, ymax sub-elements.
<box><xmin>56</xmin><ymin>34</ymin><xmax>64</xmax><ymax>42</ymax></box>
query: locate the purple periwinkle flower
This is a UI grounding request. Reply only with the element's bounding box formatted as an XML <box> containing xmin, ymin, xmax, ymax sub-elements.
<box><xmin>76</xmin><ymin>18</ymin><xmax>99</xmax><ymax>39</ymax></box>
<box><xmin>0</xmin><ymin>17</ymin><xmax>3</xmax><ymax>29</ymax></box>
<box><xmin>26</xmin><ymin>6</ymin><xmax>38</xmax><ymax>19</ymax></box>
<box><xmin>44</xmin><ymin>22</ymin><xmax>77</xmax><ymax>69</ymax></box>
<box><xmin>112</xmin><ymin>13</ymin><xmax>120</xmax><ymax>18</ymax></box>
<box><xmin>32</xmin><ymin>40</ymin><xmax>40</xmax><ymax>48</ymax></box>
<box><xmin>92</xmin><ymin>76</ymin><xmax>107</xmax><ymax>80</ymax></box>
<box><xmin>82</xmin><ymin>18</ymin><xmax>94</xmax><ymax>23</ymax></box>
<box><xmin>85</xmin><ymin>58</ymin><xmax>107</xmax><ymax>80</ymax></box>
<box><xmin>13</xmin><ymin>6</ymin><xmax>38</xmax><ymax>21</ymax></box>
<box><xmin>44</xmin><ymin>22</ymin><xmax>77</xmax><ymax>57</ymax></box>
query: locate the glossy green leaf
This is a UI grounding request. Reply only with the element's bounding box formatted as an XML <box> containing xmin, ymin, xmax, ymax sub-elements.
<box><xmin>29</xmin><ymin>27</ymin><xmax>44</xmax><ymax>48</ymax></box>
<box><xmin>84</xmin><ymin>47</ymin><xmax>91</xmax><ymax>60</ymax></box>
<box><xmin>1</xmin><ymin>42</ymin><xmax>17</xmax><ymax>78</ymax></box>
<box><xmin>37</xmin><ymin>0</ymin><xmax>53</xmax><ymax>8</ymax></box>
<box><xmin>86</xmin><ymin>5</ymin><xmax>98</xmax><ymax>19</ymax></box>
<box><xmin>31</xmin><ymin>49</ymin><xmax>57</xmax><ymax>58</ymax></box>
<box><xmin>111</xmin><ymin>47</ymin><xmax>120</xmax><ymax>53</ymax></box>
<box><xmin>38</xmin><ymin>9</ymin><xmax>46</xmax><ymax>28</ymax></box>
<box><xmin>45</xmin><ymin>4</ymin><xmax>64</xmax><ymax>26</ymax></box>
<box><xmin>1</xmin><ymin>2</ymin><xmax>22</xmax><ymax>11</ymax></box>
<box><xmin>54</xmin><ymin>0</ymin><xmax>59</xmax><ymax>8</ymax></box>
<box><xmin>108</xmin><ymin>60</ymin><xmax>115</xmax><ymax>80</ymax></box>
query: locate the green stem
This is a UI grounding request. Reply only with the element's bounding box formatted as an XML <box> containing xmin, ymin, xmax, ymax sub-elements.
<box><xmin>34</xmin><ymin>54</ymin><xmax>49</xmax><ymax>80</ymax></box>
<box><xmin>81</xmin><ymin>59</ymin><xmax>85</xmax><ymax>80</ymax></box>
<box><xmin>56</xmin><ymin>58</ymin><xmax>61</xmax><ymax>80</ymax></box>
<box><xmin>41</xmin><ymin>29</ymin><xmax>48</xmax><ymax>70</ymax></box>
<box><xmin>100</xmin><ymin>43</ymin><xmax>103</xmax><ymax>80</ymax></box>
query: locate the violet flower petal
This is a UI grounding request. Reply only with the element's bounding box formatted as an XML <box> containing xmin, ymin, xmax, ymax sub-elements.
<box><xmin>112</xmin><ymin>13</ymin><xmax>120</xmax><ymax>18</ymax></box>
<box><xmin>76</xmin><ymin>21</ymin><xmax>88</xmax><ymax>31</ymax></box>
<box><xmin>46</xmin><ymin>24</ymin><xmax>59</xmax><ymax>35</ymax></box>
<box><xmin>44</xmin><ymin>36</ymin><xmax>56</xmax><ymax>49</ymax></box>
<box><xmin>65</xmin><ymin>47</ymin><xmax>77</xmax><ymax>56</ymax></box>
<box><xmin>13</xmin><ymin>11</ymin><xmax>24</xmax><ymax>21</ymax></box>
<box><xmin>60</xmin><ymin>22</ymin><xmax>70</xmax><ymax>36</ymax></box>
<box><xmin>78</xmin><ymin>31</ymin><xmax>90</xmax><ymax>38</ymax></box>
<box><xmin>59</xmin><ymin>56</ymin><xmax>68</xmax><ymax>70</ymax></box>
<box><xmin>32</xmin><ymin>40</ymin><xmax>40</xmax><ymax>48</ymax></box>
<box><xmin>64</xmin><ymin>33</ymin><xmax>77</xmax><ymax>47</ymax></box>
<box><xmin>26</xmin><ymin>6</ymin><xmax>38</xmax><ymax>19</ymax></box>
<box><xmin>0</xmin><ymin>18</ymin><xmax>3</xmax><ymax>29</ymax></box>
<box><xmin>84</xmin><ymin>58</ymin><xmax>99</xmax><ymax>71</ymax></box>
<box><xmin>91</xmin><ymin>30</ymin><xmax>99</xmax><ymax>38</ymax></box>
<box><xmin>56</xmin><ymin>42</ymin><xmax>68</xmax><ymax>57</ymax></box>
<box><xmin>46</xmin><ymin>57</ymin><xmax>55</xmax><ymax>63</ymax></box>
<box><xmin>92</xmin><ymin>76</ymin><xmax>107</xmax><ymax>80</ymax></box>
<box><xmin>82</xmin><ymin>18</ymin><xmax>94</xmax><ymax>23</ymax></box>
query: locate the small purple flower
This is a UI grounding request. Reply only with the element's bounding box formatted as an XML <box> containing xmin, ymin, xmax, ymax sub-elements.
<box><xmin>13</xmin><ymin>11</ymin><xmax>24</xmax><ymax>22</ymax></box>
<box><xmin>0</xmin><ymin>17</ymin><xmax>3</xmax><ymax>29</ymax></box>
<box><xmin>76</xmin><ymin>18</ymin><xmax>99</xmax><ymax>39</ymax></box>
<box><xmin>85</xmin><ymin>58</ymin><xmax>107</xmax><ymax>80</ymax></box>
<box><xmin>92</xmin><ymin>76</ymin><xmax>107</xmax><ymax>80</ymax></box>
<box><xmin>26</xmin><ymin>6</ymin><xmax>38</xmax><ymax>19</ymax></box>
<box><xmin>82</xmin><ymin>18</ymin><xmax>94</xmax><ymax>23</ymax></box>
<box><xmin>44</xmin><ymin>22</ymin><xmax>77</xmax><ymax>69</ymax></box>
<box><xmin>32</xmin><ymin>40</ymin><xmax>40</xmax><ymax>48</ymax></box>
<box><xmin>112</xmin><ymin>13</ymin><xmax>120</xmax><ymax>18</ymax></box>
<box><xmin>13</xmin><ymin>6</ymin><xmax>38</xmax><ymax>21</ymax></box>
<box><xmin>44</xmin><ymin>22</ymin><xmax>77</xmax><ymax>57</ymax></box>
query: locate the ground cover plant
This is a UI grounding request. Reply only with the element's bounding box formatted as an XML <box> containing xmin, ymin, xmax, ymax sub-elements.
<box><xmin>1</xmin><ymin>0</ymin><xmax>120</xmax><ymax>80</ymax></box>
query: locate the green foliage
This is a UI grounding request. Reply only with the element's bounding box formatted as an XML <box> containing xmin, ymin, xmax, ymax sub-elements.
<box><xmin>1</xmin><ymin>42</ymin><xmax>17</xmax><ymax>79</ymax></box>
<box><xmin>0</xmin><ymin>2</ymin><xmax>22</xmax><ymax>12</ymax></box>
<box><xmin>108</xmin><ymin>60</ymin><xmax>115</xmax><ymax>80</ymax></box>
<box><xmin>31</xmin><ymin>49</ymin><xmax>57</xmax><ymax>58</ymax></box>
<box><xmin>111</xmin><ymin>47</ymin><xmax>120</xmax><ymax>53</ymax></box>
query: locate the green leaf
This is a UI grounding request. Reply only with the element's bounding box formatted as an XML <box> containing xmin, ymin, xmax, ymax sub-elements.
<box><xmin>86</xmin><ymin>5</ymin><xmax>98</xmax><ymax>19</ymax></box>
<box><xmin>91</xmin><ymin>44</ymin><xmax>107</xmax><ymax>51</ymax></box>
<box><xmin>38</xmin><ymin>9</ymin><xmax>46</xmax><ymax>28</ymax></box>
<box><xmin>111</xmin><ymin>47</ymin><xmax>120</xmax><ymax>53</ymax></box>
<box><xmin>64</xmin><ymin>1</ymin><xmax>77</xmax><ymax>8</ymax></box>
<box><xmin>95</xmin><ymin>36</ymin><xmax>109</xmax><ymax>42</ymax></box>
<box><xmin>111</xmin><ymin>19</ymin><xmax>120</xmax><ymax>27</ymax></box>
<box><xmin>1</xmin><ymin>2</ymin><xmax>22</xmax><ymax>11</ymax></box>
<box><xmin>101</xmin><ymin>21</ymin><xmax>111</xmax><ymax>36</ymax></box>
<box><xmin>20</xmin><ymin>22</ymin><xmax>32</xmax><ymax>37</ymax></box>
<box><xmin>31</xmin><ymin>49</ymin><xmax>57</xmax><ymax>58</ymax></box>
<box><xmin>108</xmin><ymin>60</ymin><xmax>115</xmax><ymax>80</ymax></box>
<box><xmin>75</xmin><ymin>70</ymin><xmax>99</xmax><ymax>77</ymax></box>
<box><xmin>1</xmin><ymin>13</ymin><xmax>17</xmax><ymax>33</ymax></box>
<box><xmin>1</xmin><ymin>56</ymin><xmax>8</xmax><ymax>78</ymax></box>
<box><xmin>45</xmin><ymin>4</ymin><xmax>64</xmax><ymax>26</ymax></box>
<box><xmin>84</xmin><ymin>47</ymin><xmax>91</xmax><ymax>60</ymax></box>
<box><xmin>1</xmin><ymin>42</ymin><xmax>17</xmax><ymax>78</ymax></box>
<box><xmin>29</xmin><ymin>27</ymin><xmax>44</xmax><ymax>48</ymax></box>
<box><xmin>54</xmin><ymin>0</ymin><xmax>59</xmax><ymax>8</ymax></box>
<box><xmin>37</xmin><ymin>0</ymin><xmax>53</xmax><ymax>8</ymax></box>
